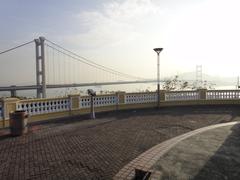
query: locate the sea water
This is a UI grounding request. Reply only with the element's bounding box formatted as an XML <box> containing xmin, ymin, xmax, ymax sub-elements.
<box><xmin>0</xmin><ymin>83</ymin><xmax>237</xmax><ymax>98</ymax></box>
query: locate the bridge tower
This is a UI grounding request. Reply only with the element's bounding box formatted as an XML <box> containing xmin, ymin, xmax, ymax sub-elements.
<box><xmin>196</xmin><ymin>65</ymin><xmax>202</xmax><ymax>89</ymax></box>
<box><xmin>35</xmin><ymin>37</ymin><xmax>46</xmax><ymax>98</ymax></box>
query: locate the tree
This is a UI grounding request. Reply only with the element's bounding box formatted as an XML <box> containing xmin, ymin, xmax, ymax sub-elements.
<box><xmin>180</xmin><ymin>81</ymin><xmax>189</xmax><ymax>90</ymax></box>
<box><xmin>162</xmin><ymin>75</ymin><xmax>215</xmax><ymax>91</ymax></box>
<box><xmin>163</xmin><ymin>75</ymin><xmax>188</xmax><ymax>91</ymax></box>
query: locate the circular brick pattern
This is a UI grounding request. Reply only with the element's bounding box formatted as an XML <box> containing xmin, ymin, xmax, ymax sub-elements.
<box><xmin>114</xmin><ymin>121</ymin><xmax>239</xmax><ymax>179</ymax></box>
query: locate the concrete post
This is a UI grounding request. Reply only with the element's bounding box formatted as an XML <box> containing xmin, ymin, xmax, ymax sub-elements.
<box><xmin>198</xmin><ymin>89</ymin><xmax>207</xmax><ymax>100</ymax></box>
<box><xmin>68</xmin><ymin>94</ymin><xmax>80</xmax><ymax>116</ymax></box>
<box><xmin>68</xmin><ymin>94</ymin><xmax>80</xmax><ymax>110</ymax></box>
<box><xmin>116</xmin><ymin>91</ymin><xmax>125</xmax><ymax>110</ymax></box>
<box><xmin>2</xmin><ymin>98</ymin><xmax>19</xmax><ymax>127</ymax></box>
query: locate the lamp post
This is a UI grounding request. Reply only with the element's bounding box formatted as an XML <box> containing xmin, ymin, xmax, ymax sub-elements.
<box><xmin>153</xmin><ymin>48</ymin><xmax>163</xmax><ymax>108</ymax></box>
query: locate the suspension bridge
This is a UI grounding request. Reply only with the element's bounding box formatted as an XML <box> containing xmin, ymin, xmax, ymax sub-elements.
<box><xmin>0</xmin><ymin>36</ymin><xmax>157</xmax><ymax>98</ymax></box>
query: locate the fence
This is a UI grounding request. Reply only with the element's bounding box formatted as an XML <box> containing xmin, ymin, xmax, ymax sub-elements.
<box><xmin>207</xmin><ymin>90</ymin><xmax>240</xmax><ymax>100</ymax></box>
<box><xmin>165</xmin><ymin>91</ymin><xmax>200</xmax><ymax>101</ymax></box>
<box><xmin>1</xmin><ymin>89</ymin><xmax>240</xmax><ymax>127</ymax></box>
<box><xmin>80</xmin><ymin>95</ymin><xmax>117</xmax><ymax>108</ymax></box>
<box><xmin>16</xmin><ymin>97</ymin><xmax>70</xmax><ymax>116</ymax></box>
<box><xmin>125</xmin><ymin>93</ymin><xmax>157</xmax><ymax>104</ymax></box>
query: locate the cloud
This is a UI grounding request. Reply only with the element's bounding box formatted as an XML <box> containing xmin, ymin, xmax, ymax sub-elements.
<box><xmin>63</xmin><ymin>0</ymin><xmax>164</xmax><ymax>49</ymax></box>
<box><xmin>60</xmin><ymin>0</ymin><xmax>240</xmax><ymax>78</ymax></box>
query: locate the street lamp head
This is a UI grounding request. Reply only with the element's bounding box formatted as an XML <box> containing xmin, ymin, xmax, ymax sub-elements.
<box><xmin>153</xmin><ymin>48</ymin><xmax>163</xmax><ymax>54</ymax></box>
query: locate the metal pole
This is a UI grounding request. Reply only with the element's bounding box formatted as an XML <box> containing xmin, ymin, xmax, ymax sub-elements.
<box><xmin>39</xmin><ymin>37</ymin><xmax>46</xmax><ymax>98</ymax></box>
<box><xmin>157</xmin><ymin>52</ymin><xmax>160</xmax><ymax>108</ymax></box>
<box><xmin>90</xmin><ymin>96</ymin><xmax>95</xmax><ymax>119</ymax></box>
<box><xmin>153</xmin><ymin>48</ymin><xmax>163</xmax><ymax>109</ymax></box>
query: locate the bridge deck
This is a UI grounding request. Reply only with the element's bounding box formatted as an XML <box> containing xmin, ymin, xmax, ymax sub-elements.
<box><xmin>0</xmin><ymin>80</ymin><xmax>157</xmax><ymax>91</ymax></box>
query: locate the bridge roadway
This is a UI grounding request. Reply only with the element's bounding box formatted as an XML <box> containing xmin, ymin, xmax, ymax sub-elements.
<box><xmin>0</xmin><ymin>80</ymin><xmax>159</xmax><ymax>92</ymax></box>
<box><xmin>0</xmin><ymin>79</ymin><xmax>204</xmax><ymax>94</ymax></box>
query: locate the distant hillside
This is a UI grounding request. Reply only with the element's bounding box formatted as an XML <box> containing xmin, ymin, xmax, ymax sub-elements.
<box><xmin>170</xmin><ymin>72</ymin><xmax>237</xmax><ymax>86</ymax></box>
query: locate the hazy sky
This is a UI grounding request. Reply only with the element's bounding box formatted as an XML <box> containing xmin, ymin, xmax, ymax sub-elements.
<box><xmin>1</xmin><ymin>0</ymin><xmax>240</xmax><ymax>85</ymax></box>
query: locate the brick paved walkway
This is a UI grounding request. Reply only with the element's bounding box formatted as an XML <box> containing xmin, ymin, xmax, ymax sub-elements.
<box><xmin>0</xmin><ymin>106</ymin><xmax>239</xmax><ymax>179</ymax></box>
<box><xmin>151</xmin><ymin>123</ymin><xmax>240</xmax><ymax>179</ymax></box>
<box><xmin>114</xmin><ymin>121</ymin><xmax>239</xmax><ymax>179</ymax></box>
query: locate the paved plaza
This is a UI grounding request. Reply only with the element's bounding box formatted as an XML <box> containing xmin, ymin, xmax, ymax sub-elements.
<box><xmin>0</xmin><ymin>106</ymin><xmax>240</xmax><ymax>179</ymax></box>
<box><xmin>151</xmin><ymin>122</ymin><xmax>240</xmax><ymax>180</ymax></box>
<box><xmin>115</xmin><ymin>121</ymin><xmax>240</xmax><ymax>180</ymax></box>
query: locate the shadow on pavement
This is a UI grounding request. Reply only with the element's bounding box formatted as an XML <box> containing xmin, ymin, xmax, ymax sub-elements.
<box><xmin>193</xmin><ymin>123</ymin><xmax>240</xmax><ymax>180</ymax></box>
<box><xmin>0</xmin><ymin>133</ymin><xmax>11</xmax><ymax>141</ymax></box>
<box><xmin>26</xmin><ymin>105</ymin><xmax>240</xmax><ymax>133</ymax></box>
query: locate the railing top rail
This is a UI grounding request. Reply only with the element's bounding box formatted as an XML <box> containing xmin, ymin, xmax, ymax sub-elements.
<box><xmin>81</xmin><ymin>94</ymin><xmax>116</xmax><ymax>99</ymax></box>
<box><xmin>126</xmin><ymin>92</ymin><xmax>157</xmax><ymax>95</ymax></box>
<box><xmin>19</xmin><ymin>97</ymin><xmax>69</xmax><ymax>103</ymax></box>
<box><xmin>207</xmin><ymin>89</ymin><xmax>240</xmax><ymax>92</ymax></box>
<box><xmin>165</xmin><ymin>90</ymin><xmax>199</xmax><ymax>93</ymax></box>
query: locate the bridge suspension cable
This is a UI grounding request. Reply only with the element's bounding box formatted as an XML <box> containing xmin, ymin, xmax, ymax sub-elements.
<box><xmin>0</xmin><ymin>40</ymin><xmax>34</xmax><ymax>55</ymax></box>
<box><xmin>45</xmin><ymin>43</ymin><xmax>132</xmax><ymax>81</ymax></box>
<box><xmin>45</xmin><ymin>43</ymin><xmax>145</xmax><ymax>81</ymax></box>
<box><xmin>45</xmin><ymin>39</ymin><xmax>146</xmax><ymax>81</ymax></box>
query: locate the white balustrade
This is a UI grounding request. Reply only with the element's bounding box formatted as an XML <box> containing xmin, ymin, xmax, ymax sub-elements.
<box><xmin>207</xmin><ymin>90</ymin><xmax>240</xmax><ymax>100</ymax></box>
<box><xmin>17</xmin><ymin>98</ymin><xmax>70</xmax><ymax>116</ymax></box>
<box><xmin>94</xmin><ymin>95</ymin><xmax>117</xmax><ymax>107</ymax></box>
<box><xmin>3</xmin><ymin>90</ymin><xmax>240</xmax><ymax>120</ymax></box>
<box><xmin>125</xmin><ymin>93</ymin><xmax>157</xmax><ymax>104</ymax></box>
<box><xmin>80</xmin><ymin>95</ymin><xmax>117</xmax><ymax>108</ymax></box>
<box><xmin>165</xmin><ymin>91</ymin><xmax>200</xmax><ymax>101</ymax></box>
